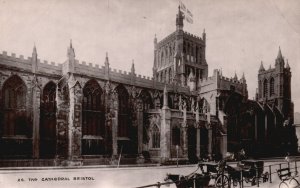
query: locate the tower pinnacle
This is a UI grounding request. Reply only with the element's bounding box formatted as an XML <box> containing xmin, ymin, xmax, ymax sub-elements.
<box><xmin>67</xmin><ymin>39</ymin><xmax>75</xmax><ymax>58</ymax></box>
<box><xmin>277</xmin><ymin>46</ymin><xmax>283</xmax><ymax>60</ymax></box>
<box><xmin>259</xmin><ymin>61</ymin><xmax>265</xmax><ymax>72</ymax></box>
<box><xmin>176</xmin><ymin>6</ymin><xmax>184</xmax><ymax>30</ymax></box>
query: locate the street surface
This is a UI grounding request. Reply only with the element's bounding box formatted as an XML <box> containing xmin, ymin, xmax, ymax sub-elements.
<box><xmin>0</xmin><ymin>160</ymin><xmax>299</xmax><ymax>188</ymax></box>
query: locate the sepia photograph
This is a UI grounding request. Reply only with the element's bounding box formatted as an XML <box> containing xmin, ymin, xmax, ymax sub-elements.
<box><xmin>0</xmin><ymin>0</ymin><xmax>300</xmax><ymax>187</ymax></box>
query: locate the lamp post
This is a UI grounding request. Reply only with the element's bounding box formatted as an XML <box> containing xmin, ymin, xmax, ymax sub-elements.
<box><xmin>176</xmin><ymin>145</ymin><xmax>179</xmax><ymax>167</ymax></box>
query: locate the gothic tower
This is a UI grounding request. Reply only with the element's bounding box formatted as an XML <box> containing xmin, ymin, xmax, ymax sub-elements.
<box><xmin>153</xmin><ymin>7</ymin><xmax>207</xmax><ymax>91</ymax></box>
<box><xmin>257</xmin><ymin>47</ymin><xmax>293</xmax><ymax>121</ymax></box>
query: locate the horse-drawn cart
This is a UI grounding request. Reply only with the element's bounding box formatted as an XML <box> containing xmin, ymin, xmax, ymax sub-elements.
<box><xmin>227</xmin><ymin>160</ymin><xmax>269</xmax><ymax>187</ymax></box>
<box><xmin>164</xmin><ymin>160</ymin><xmax>229</xmax><ymax>188</ymax></box>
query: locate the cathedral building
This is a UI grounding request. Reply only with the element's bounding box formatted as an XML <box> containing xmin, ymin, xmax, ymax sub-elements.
<box><xmin>0</xmin><ymin>7</ymin><xmax>297</xmax><ymax>166</ymax></box>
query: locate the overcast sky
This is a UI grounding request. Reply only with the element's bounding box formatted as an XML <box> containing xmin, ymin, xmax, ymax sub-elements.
<box><xmin>0</xmin><ymin>0</ymin><xmax>300</xmax><ymax>111</ymax></box>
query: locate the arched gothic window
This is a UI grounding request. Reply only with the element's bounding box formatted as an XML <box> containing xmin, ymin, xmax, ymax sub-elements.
<box><xmin>40</xmin><ymin>82</ymin><xmax>56</xmax><ymax>157</ymax></box>
<box><xmin>139</xmin><ymin>90</ymin><xmax>153</xmax><ymax>110</ymax></box>
<box><xmin>263</xmin><ymin>79</ymin><xmax>268</xmax><ymax>98</ymax></box>
<box><xmin>116</xmin><ymin>85</ymin><xmax>130</xmax><ymax>137</ymax></box>
<box><xmin>82</xmin><ymin>80</ymin><xmax>106</xmax><ymax>155</ymax></box>
<box><xmin>82</xmin><ymin>80</ymin><xmax>105</xmax><ymax>137</ymax></box>
<box><xmin>270</xmin><ymin>77</ymin><xmax>275</xmax><ymax>96</ymax></box>
<box><xmin>152</xmin><ymin>125</ymin><xmax>160</xmax><ymax>148</ymax></box>
<box><xmin>2</xmin><ymin>75</ymin><xmax>28</xmax><ymax>136</ymax></box>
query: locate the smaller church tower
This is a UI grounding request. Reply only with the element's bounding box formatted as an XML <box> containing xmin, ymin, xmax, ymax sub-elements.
<box><xmin>257</xmin><ymin>47</ymin><xmax>293</xmax><ymax>120</ymax></box>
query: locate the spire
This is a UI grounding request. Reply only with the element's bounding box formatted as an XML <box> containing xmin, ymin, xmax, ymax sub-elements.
<box><xmin>259</xmin><ymin>61</ymin><xmax>265</xmax><ymax>72</ymax></box>
<box><xmin>67</xmin><ymin>39</ymin><xmax>75</xmax><ymax>59</ymax></box>
<box><xmin>105</xmin><ymin>52</ymin><xmax>109</xmax><ymax>66</ymax></box>
<box><xmin>277</xmin><ymin>46</ymin><xmax>283</xmax><ymax>60</ymax></box>
<box><xmin>131</xmin><ymin>59</ymin><xmax>135</xmax><ymax>74</ymax></box>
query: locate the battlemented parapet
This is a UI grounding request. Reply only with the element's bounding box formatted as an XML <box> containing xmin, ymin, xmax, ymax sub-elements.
<box><xmin>183</xmin><ymin>31</ymin><xmax>204</xmax><ymax>43</ymax></box>
<box><xmin>0</xmin><ymin>51</ymin><xmax>62</xmax><ymax>76</ymax></box>
<box><xmin>0</xmin><ymin>48</ymin><xmax>192</xmax><ymax>97</ymax></box>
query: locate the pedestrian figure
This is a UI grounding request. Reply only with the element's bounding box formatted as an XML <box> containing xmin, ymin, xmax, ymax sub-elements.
<box><xmin>285</xmin><ymin>152</ymin><xmax>290</xmax><ymax>163</ymax></box>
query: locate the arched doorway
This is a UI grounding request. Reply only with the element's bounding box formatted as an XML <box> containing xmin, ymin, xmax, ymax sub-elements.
<box><xmin>82</xmin><ymin>79</ymin><xmax>105</xmax><ymax>155</ymax></box>
<box><xmin>40</xmin><ymin>82</ymin><xmax>57</xmax><ymax>158</ymax></box>
<box><xmin>0</xmin><ymin>75</ymin><xmax>31</xmax><ymax>158</ymax></box>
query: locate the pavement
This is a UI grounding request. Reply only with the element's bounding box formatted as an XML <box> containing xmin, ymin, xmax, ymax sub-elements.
<box><xmin>0</xmin><ymin>158</ymin><xmax>299</xmax><ymax>188</ymax></box>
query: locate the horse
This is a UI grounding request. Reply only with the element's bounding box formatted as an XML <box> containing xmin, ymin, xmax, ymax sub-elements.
<box><xmin>164</xmin><ymin>173</ymin><xmax>210</xmax><ymax>188</ymax></box>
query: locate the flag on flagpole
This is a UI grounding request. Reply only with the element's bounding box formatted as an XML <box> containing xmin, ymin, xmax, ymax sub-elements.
<box><xmin>179</xmin><ymin>1</ymin><xmax>186</xmax><ymax>12</ymax></box>
<box><xmin>179</xmin><ymin>1</ymin><xmax>193</xmax><ymax>24</ymax></box>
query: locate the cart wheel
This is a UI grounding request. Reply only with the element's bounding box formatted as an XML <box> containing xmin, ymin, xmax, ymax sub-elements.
<box><xmin>279</xmin><ymin>181</ymin><xmax>289</xmax><ymax>188</ymax></box>
<box><xmin>289</xmin><ymin>178</ymin><xmax>300</xmax><ymax>187</ymax></box>
<box><xmin>215</xmin><ymin>175</ymin><xmax>229</xmax><ymax>187</ymax></box>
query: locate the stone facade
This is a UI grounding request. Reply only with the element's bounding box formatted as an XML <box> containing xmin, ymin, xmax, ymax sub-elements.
<box><xmin>0</xmin><ymin>7</ymin><xmax>297</xmax><ymax>167</ymax></box>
